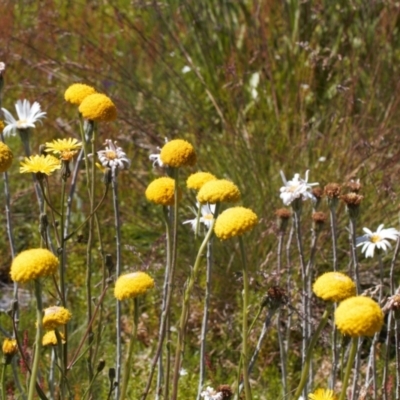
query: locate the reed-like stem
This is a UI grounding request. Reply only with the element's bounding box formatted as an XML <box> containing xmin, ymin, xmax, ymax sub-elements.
<box><xmin>112</xmin><ymin>176</ymin><xmax>123</xmax><ymax>400</ymax></box>
<box><xmin>27</xmin><ymin>280</ymin><xmax>43</xmax><ymax>400</ymax></box>
<box><xmin>171</xmin><ymin>204</ymin><xmax>220</xmax><ymax>400</ymax></box>
<box><xmin>293</xmin><ymin>307</ymin><xmax>331</xmax><ymax>399</ymax></box>
<box><xmin>1</xmin><ymin>362</ymin><xmax>6</xmax><ymax>400</ymax></box>
<box><xmin>196</xmin><ymin>239</ymin><xmax>213</xmax><ymax>399</ymax></box>
<box><xmin>339</xmin><ymin>337</ymin><xmax>358</xmax><ymax>400</ymax></box>
<box><xmin>349</xmin><ymin>218</ymin><xmax>360</xmax><ymax>294</ymax></box>
<box><xmin>120</xmin><ymin>297</ymin><xmax>139</xmax><ymax>399</ymax></box>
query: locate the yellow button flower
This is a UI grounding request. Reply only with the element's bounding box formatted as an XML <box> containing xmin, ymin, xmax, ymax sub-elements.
<box><xmin>335</xmin><ymin>296</ymin><xmax>384</xmax><ymax>337</ymax></box>
<box><xmin>214</xmin><ymin>207</ymin><xmax>258</xmax><ymax>240</ymax></box>
<box><xmin>64</xmin><ymin>83</ymin><xmax>97</xmax><ymax>105</ymax></box>
<box><xmin>313</xmin><ymin>272</ymin><xmax>356</xmax><ymax>302</ymax></box>
<box><xmin>0</xmin><ymin>141</ymin><xmax>13</xmax><ymax>172</ymax></box>
<box><xmin>159</xmin><ymin>139</ymin><xmax>196</xmax><ymax>168</ymax></box>
<box><xmin>308</xmin><ymin>388</ymin><xmax>337</xmax><ymax>400</ymax></box>
<box><xmin>10</xmin><ymin>248</ymin><xmax>59</xmax><ymax>283</ymax></box>
<box><xmin>79</xmin><ymin>93</ymin><xmax>117</xmax><ymax>122</ymax></box>
<box><xmin>197</xmin><ymin>179</ymin><xmax>241</xmax><ymax>204</ymax></box>
<box><xmin>145</xmin><ymin>177</ymin><xmax>180</xmax><ymax>206</ymax></box>
<box><xmin>42</xmin><ymin>331</ymin><xmax>66</xmax><ymax>346</ymax></box>
<box><xmin>2</xmin><ymin>338</ymin><xmax>17</xmax><ymax>356</ymax></box>
<box><xmin>187</xmin><ymin>172</ymin><xmax>217</xmax><ymax>191</ymax></box>
<box><xmin>42</xmin><ymin>306</ymin><xmax>72</xmax><ymax>330</ymax></box>
<box><xmin>114</xmin><ymin>271</ymin><xmax>155</xmax><ymax>300</ymax></box>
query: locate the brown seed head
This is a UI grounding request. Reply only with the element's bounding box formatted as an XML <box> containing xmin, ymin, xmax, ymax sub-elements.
<box><xmin>341</xmin><ymin>193</ymin><xmax>364</xmax><ymax>206</ymax></box>
<box><xmin>312</xmin><ymin>211</ymin><xmax>327</xmax><ymax>223</ymax></box>
<box><xmin>275</xmin><ymin>208</ymin><xmax>291</xmax><ymax>219</ymax></box>
<box><xmin>346</xmin><ymin>179</ymin><xmax>362</xmax><ymax>193</ymax></box>
<box><xmin>324</xmin><ymin>183</ymin><xmax>341</xmax><ymax>198</ymax></box>
<box><xmin>312</xmin><ymin>187</ymin><xmax>323</xmax><ymax>200</ymax></box>
<box><xmin>217</xmin><ymin>385</ymin><xmax>233</xmax><ymax>399</ymax></box>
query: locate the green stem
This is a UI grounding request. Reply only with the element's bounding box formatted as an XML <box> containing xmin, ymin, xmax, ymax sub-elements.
<box><xmin>27</xmin><ymin>280</ymin><xmax>43</xmax><ymax>400</ymax></box>
<box><xmin>120</xmin><ymin>297</ymin><xmax>139</xmax><ymax>399</ymax></box>
<box><xmin>171</xmin><ymin>203</ymin><xmax>221</xmax><ymax>400</ymax></box>
<box><xmin>339</xmin><ymin>337</ymin><xmax>358</xmax><ymax>400</ymax></box>
<box><xmin>239</xmin><ymin>236</ymin><xmax>251</xmax><ymax>400</ymax></box>
<box><xmin>293</xmin><ymin>307</ymin><xmax>332</xmax><ymax>399</ymax></box>
<box><xmin>1</xmin><ymin>363</ymin><xmax>6</xmax><ymax>400</ymax></box>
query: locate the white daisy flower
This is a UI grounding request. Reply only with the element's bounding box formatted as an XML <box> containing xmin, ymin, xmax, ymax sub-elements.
<box><xmin>183</xmin><ymin>203</ymin><xmax>215</xmax><ymax>232</ymax></box>
<box><xmin>200</xmin><ymin>386</ymin><xmax>223</xmax><ymax>400</ymax></box>
<box><xmin>356</xmin><ymin>224</ymin><xmax>399</xmax><ymax>258</ymax></box>
<box><xmin>279</xmin><ymin>170</ymin><xmax>318</xmax><ymax>206</ymax></box>
<box><xmin>97</xmin><ymin>139</ymin><xmax>131</xmax><ymax>176</ymax></box>
<box><xmin>149</xmin><ymin>148</ymin><xmax>164</xmax><ymax>167</ymax></box>
<box><xmin>0</xmin><ymin>62</ymin><xmax>5</xmax><ymax>75</ymax></box>
<box><xmin>1</xmin><ymin>99</ymin><xmax>46</xmax><ymax>136</ymax></box>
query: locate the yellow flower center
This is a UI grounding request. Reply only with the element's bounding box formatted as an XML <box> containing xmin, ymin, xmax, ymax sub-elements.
<box><xmin>288</xmin><ymin>184</ymin><xmax>299</xmax><ymax>192</ymax></box>
<box><xmin>203</xmin><ymin>214</ymin><xmax>213</xmax><ymax>220</ymax></box>
<box><xmin>105</xmin><ymin>150</ymin><xmax>117</xmax><ymax>160</ymax></box>
<box><xmin>17</xmin><ymin>119</ymin><xmax>27</xmax><ymax>127</ymax></box>
<box><xmin>370</xmin><ymin>234</ymin><xmax>381</xmax><ymax>243</ymax></box>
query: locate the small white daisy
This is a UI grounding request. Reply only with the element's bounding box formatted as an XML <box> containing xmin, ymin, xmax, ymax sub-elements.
<box><xmin>200</xmin><ymin>386</ymin><xmax>223</xmax><ymax>400</ymax></box>
<box><xmin>279</xmin><ymin>170</ymin><xmax>318</xmax><ymax>206</ymax></box>
<box><xmin>0</xmin><ymin>62</ymin><xmax>5</xmax><ymax>74</ymax></box>
<box><xmin>183</xmin><ymin>203</ymin><xmax>215</xmax><ymax>232</ymax></box>
<box><xmin>149</xmin><ymin>148</ymin><xmax>164</xmax><ymax>167</ymax></box>
<box><xmin>1</xmin><ymin>99</ymin><xmax>46</xmax><ymax>136</ymax></box>
<box><xmin>356</xmin><ymin>224</ymin><xmax>399</xmax><ymax>258</ymax></box>
<box><xmin>97</xmin><ymin>139</ymin><xmax>131</xmax><ymax>176</ymax></box>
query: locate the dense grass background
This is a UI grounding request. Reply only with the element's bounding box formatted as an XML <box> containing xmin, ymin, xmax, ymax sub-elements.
<box><xmin>2</xmin><ymin>0</ymin><xmax>400</xmax><ymax>398</ymax></box>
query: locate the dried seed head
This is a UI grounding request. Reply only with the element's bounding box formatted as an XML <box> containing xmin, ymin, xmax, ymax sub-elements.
<box><xmin>383</xmin><ymin>294</ymin><xmax>400</xmax><ymax>319</ymax></box>
<box><xmin>324</xmin><ymin>183</ymin><xmax>342</xmax><ymax>198</ymax></box>
<box><xmin>216</xmin><ymin>385</ymin><xmax>233</xmax><ymax>399</ymax></box>
<box><xmin>341</xmin><ymin>193</ymin><xmax>363</xmax><ymax>206</ymax></box>
<box><xmin>346</xmin><ymin>179</ymin><xmax>362</xmax><ymax>193</ymax></box>
<box><xmin>262</xmin><ymin>286</ymin><xmax>286</xmax><ymax>310</ymax></box>
<box><xmin>312</xmin><ymin>211</ymin><xmax>327</xmax><ymax>223</ymax></box>
<box><xmin>275</xmin><ymin>208</ymin><xmax>291</xmax><ymax>233</ymax></box>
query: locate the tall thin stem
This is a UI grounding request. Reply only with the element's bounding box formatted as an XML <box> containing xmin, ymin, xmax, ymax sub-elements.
<box><xmin>339</xmin><ymin>338</ymin><xmax>358</xmax><ymax>400</ymax></box>
<box><xmin>112</xmin><ymin>176</ymin><xmax>123</xmax><ymax>400</ymax></box>
<box><xmin>120</xmin><ymin>297</ymin><xmax>139</xmax><ymax>400</ymax></box>
<box><xmin>349</xmin><ymin>218</ymin><xmax>361</xmax><ymax>294</ymax></box>
<box><xmin>239</xmin><ymin>236</ymin><xmax>251</xmax><ymax>400</ymax></box>
<box><xmin>27</xmin><ymin>280</ymin><xmax>43</xmax><ymax>400</ymax></box>
<box><xmin>197</xmin><ymin>239</ymin><xmax>213</xmax><ymax>399</ymax></box>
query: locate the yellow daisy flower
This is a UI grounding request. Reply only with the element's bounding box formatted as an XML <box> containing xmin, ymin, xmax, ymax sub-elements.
<box><xmin>197</xmin><ymin>179</ymin><xmax>241</xmax><ymax>204</ymax></box>
<box><xmin>64</xmin><ymin>83</ymin><xmax>97</xmax><ymax>105</ymax></box>
<box><xmin>79</xmin><ymin>93</ymin><xmax>117</xmax><ymax>122</ymax></box>
<box><xmin>42</xmin><ymin>306</ymin><xmax>72</xmax><ymax>330</ymax></box>
<box><xmin>214</xmin><ymin>207</ymin><xmax>258</xmax><ymax>240</ymax></box>
<box><xmin>10</xmin><ymin>248</ymin><xmax>59</xmax><ymax>283</ymax></box>
<box><xmin>114</xmin><ymin>271</ymin><xmax>155</xmax><ymax>300</ymax></box>
<box><xmin>309</xmin><ymin>388</ymin><xmax>337</xmax><ymax>400</ymax></box>
<box><xmin>335</xmin><ymin>296</ymin><xmax>384</xmax><ymax>337</ymax></box>
<box><xmin>145</xmin><ymin>177</ymin><xmax>180</xmax><ymax>206</ymax></box>
<box><xmin>20</xmin><ymin>154</ymin><xmax>61</xmax><ymax>176</ymax></box>
<box><xmin>42</xmin><ymin>330</ymin><xmax>66</xmax><ymax>346</ymax></box>
<box><xmin>313</xmin><ymin>272</ymin><xmax>356</xmax><ymax>302</ymax></box>
<box><xmin>2</xmin><ymin>338</ymin><xmax>17</xmax><ymax>356</ymax></box>
<box><xmin>186</xmin><ymin>172</ymin><xmax>217</xmax><ymax>191</ymax></box>
<box><xmin>45</xmin><ymin>138</ymin><xmax>82</xmax><ymax>161</ymax></box>
<box><xmin>0</xmin><ymin>141</ymin><xmax>13</xmax><ymax>173</ymax></box>
<box><xmin>0</xmin><ymin>120</ymin><xmax>5</xmax><ymax>132</ymax></box>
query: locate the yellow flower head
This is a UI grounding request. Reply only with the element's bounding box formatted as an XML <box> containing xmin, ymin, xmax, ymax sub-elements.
<box><xmin>79</xmin><ymin>93</ymin><xmax>117</xmax><ymax>122</ymax></box>
<box><xmin>45</xmin><ymin>138</ymin><xmax>82</xmax><ymax>161</ymax></box>
<box><xmin>42</xmin><ymin>306</ymin><xmax>72</xmax><ymax>330</ymax></box>
<box><xmin>2</xmin><ymin>338</ymin><xmax>17</xmax><ymax>356</ymax></box>
<box><xmin>20</xmin><ymin>155</ymin><xmax>61</xmax><ymax>176</ymax></box>
<box><xmin>214</xmin><ymin>207</ymin><xmax>258</xmax><ymax>240</ymax></box>
<box><xmin>42</xmin><ymin>330</ymin><xmax>66</xmax><ymax>346</ymax></box>
<box><xmin>0</xmin><ymin>120</ymin><xmax>5</xmax><ymax>132</ymax></box>
<box><xmin>0</xmin><ymin>142</ymin><xmax>13</xmax><ymax>173</ymax></box>
<box><xmin>313</xmin><ymin>272</ymin><xmax>356</xmax><ymax>302</ymax></box>
<box><xmin>309</xmin><ymin>388</ymin><xmax>337</xmax><ymax>400</ymax></box>
<box><xmin>114</xmin><ymin>271</ymin><xmax>155</xmax><ymax>300</ymax></box>
<box><xmin>335</xmin><ymin>296</ymin><xmax>384</xmax><ymax>337</ymax></box>
<box><xmin>64</xmin><ymin>83</ymin><xmax>97</xmax><ymax>105</ymax></box>
<box><xmin>197</xmin><ymin>179</ymin><xmax>241</xmax><ymax>204</ymax></box>
<box><xmin>187</xmin><ymin>172</ymin><xmax>217</xmax><ymax>191</ymax></box>
<box><xmin>159</xmin><ymin>139</ymin><xmax>196</xmax><ymax>168</ymax></box>
<box><xmin>10</xmin><ymin>248</ymin><xmax>59</xmax><ymax>283</ymax></box>
<box><xmin>145</xmin><ymin>177</ymin><xmax>180</xmax><ymax>206</ymax></box>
